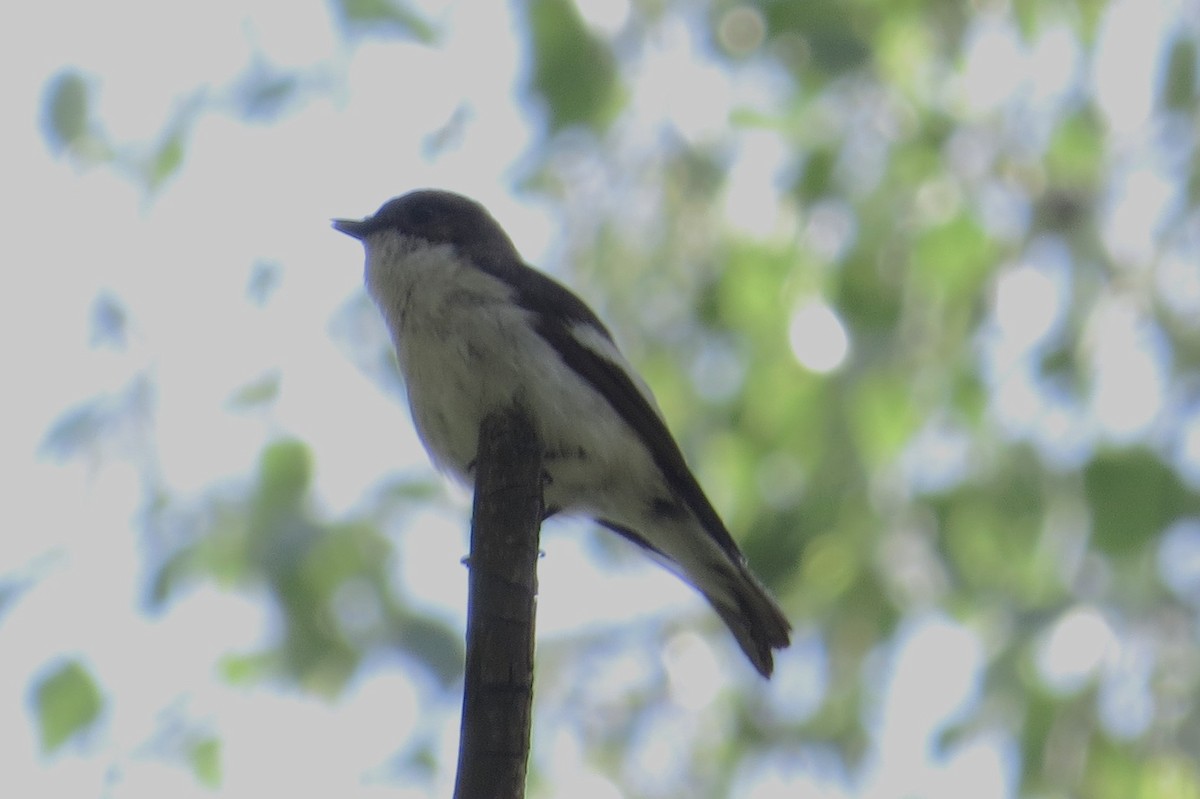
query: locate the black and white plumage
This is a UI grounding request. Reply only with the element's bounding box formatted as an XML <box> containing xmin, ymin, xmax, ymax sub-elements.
<box><xmin>333</xmin><ymin>190</ymin><xmax>791</xmax><ymax>677</ymax></box>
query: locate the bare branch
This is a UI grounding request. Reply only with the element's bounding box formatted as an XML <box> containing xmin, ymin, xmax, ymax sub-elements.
<box><xmin>453</xmin><ymin>406</ymin><xmax>543</xmax><ymax>799</ymax></box>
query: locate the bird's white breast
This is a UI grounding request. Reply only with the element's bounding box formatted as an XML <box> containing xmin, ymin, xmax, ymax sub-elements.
<box><xmin>362</xmin><ymin>233</ymin><xmax>658</xmax><ymax>517</ymax></box>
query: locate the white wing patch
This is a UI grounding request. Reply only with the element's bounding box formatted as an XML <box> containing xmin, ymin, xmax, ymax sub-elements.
<box><xmin>565</xmin><ymin>321</ymin><xmax>666</xmax><ymax>421</ymax></box>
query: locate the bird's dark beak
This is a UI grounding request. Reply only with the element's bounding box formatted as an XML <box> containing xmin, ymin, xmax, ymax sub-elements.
<box><xmin>332</xmin><ymin>218</ymin><xmax>370</xmax><ymax>240</ymax></box>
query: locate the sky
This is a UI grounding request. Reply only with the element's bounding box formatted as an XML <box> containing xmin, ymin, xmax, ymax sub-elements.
<box><xmin>0</xmin><ymin>0</ymin><xmax>1191</xmax><ymax>797</ymax></box>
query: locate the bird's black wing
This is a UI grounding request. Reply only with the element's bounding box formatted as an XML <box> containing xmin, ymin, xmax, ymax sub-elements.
<box><xmin>506</xmin><ymin>262</ymin><xmax>745</xmax><ymax>564</ymax></box>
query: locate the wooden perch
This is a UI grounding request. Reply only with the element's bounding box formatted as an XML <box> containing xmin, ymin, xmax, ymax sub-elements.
<box><xmin>453</xmin><ymin>406</ymin><xmax>543</xmax><ymax>799</ymax></box>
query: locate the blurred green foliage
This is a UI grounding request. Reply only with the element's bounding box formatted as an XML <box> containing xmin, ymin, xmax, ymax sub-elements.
<box><xmin>41</xmin><ymin>71</ymin><xmax>91</xmax><ymax>154</ymax></box>
<box><xmin>191</xmin><ymin>738</ymin><xmax>221</xmax><ymax>787</ymax></box>
<box><xmin>527</xmin><ymin>0</ymin><xmax>620</xmax><ymax>131</ymax></box>
<box><xmin>32</xmin><ymin>660</ymin><xmax>104</xmax><ymax>753</ymax></box>
<box><xmin>334</xmin><ymin>0</ymin><xmax>437</xmax><ymax>41</ymax></box>
<box><xmin>30</xmin><ymin>0</ymin><xmax>1200</xmax><ymax>796</ymax></box>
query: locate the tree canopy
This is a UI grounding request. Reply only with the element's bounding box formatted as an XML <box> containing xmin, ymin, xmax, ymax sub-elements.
<box><xmin>12</xmin><ymin>0</ymin><xmax>1200</xmax><ymax>796</ymax></box>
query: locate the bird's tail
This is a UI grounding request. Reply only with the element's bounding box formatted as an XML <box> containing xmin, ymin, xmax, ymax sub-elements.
<box><xmin>703</xmin><ymin>561</ymin><xmax>791</xmax><ymax>678</ymax></box>
<box><xmin>597</xmin><ymin>518</ymin><xmax>790</xmax><ymax>676</ymax></box>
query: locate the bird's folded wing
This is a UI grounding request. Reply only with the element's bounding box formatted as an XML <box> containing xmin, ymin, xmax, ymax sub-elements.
<box><xmin>512</xmin><ymin>267</ymin><xmax>744</xmax><ymax>563</ymax></box>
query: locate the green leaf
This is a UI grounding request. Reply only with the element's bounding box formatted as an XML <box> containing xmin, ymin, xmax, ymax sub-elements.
<box><xmin>1047</xmin><ymin>107</ymin><xmax>1105</xmax><ymax>186</ymax></box>
<box><xmin>934</xmin><ymin>448</ymin><xmax>1056</xmax><ymax>600</ymax></box>
<box><xmin>257</xmin><ymin>439</ymin><xmax>313</xmax><ymax>510</ymax></box>
<box><xmin>794</xmin><ymin>147</ymin><xmax>837</xmax><ymax>201</ymax></box>
<box><xmin>41</xmin><ymin>71</ymin><xmax>89</xmax><ymax>153</ymax></box>
<box><xmin>717</xmin><ymin>241</ymin><xmax>796</xmax><ymax>331</ymax></box>
<box><xmin>798</xmin><ymin>530</ymin><xmax>862</xmax><ymax>605</ymax></box>
<box><xmin>1082</xmin><ymin>738</ymin><xmax>1146</xmax><ymax>799</ymax></box>
<box><xmin>526</xmin><ymin>0</ymin><xmax>620</xmax><ymax>132</ymax></box>
<box><xmin>218</xmin><ymin>651</ymin><xmax>276</xmax><ymax>685</ymax></box>
<box><xmin>147</xmin><ymin>543</ymin><xmax>197</xmax><ymax>608</ymax></box>
<box><xmin>228</xmin><ymin>371</ymin><xmax>281</xmax><ymax>410</ymax></box>
<box><xmin>1075</xmin><ymin>0</ymin><xmax>1109</xmax><ymax>44</ymax></box>
<box><xmin>1083</xmin><ymin>449</ymin><xmax>1194</xmax><ymax>556</ymax></box>
<box><xmin>33</xmin><ymin>661</ymin><xmax>104</xmax><ymax>753</ymax></box>
<box><xmin>189</xmin><ymin>737</ymin><xmax>222</xmax><ymax>788</ymax></box>
<box><xmin>912</xmin><ymin>214</ymin><xmax>995</xmax><ymax>303</ymax></box>
<box><xmin>336</xmin><ymin>0</ymin><xmax>436</xmax><ymax>42</ymax></box>
<box><xmin>1162</xmin><ymin>37</ymin><xmax>1197</xmax><ymax>112</ymax></box>
<box><xmin>837</xmin><ymin>249</ymin><xmax>903</xmax><ymax>333</ymax></box>
<box><xmin>146</xmin><ymin>125</ymin><xmax>187</xmax><ymax>193</ymax></box>
<box><xmin>1018</xmin><ymin>688</ymin><xmax>1060</xmax><ymax>793</ymax></box>
<box><xmin>1139</xmin><ymin>755</ymin><xmax>1200</xmax><ymax>799</ymax></box>
<box><xmin>1011</xmin><ymin>0</ymin><xmax>1040</xmax><ymax>39</ymax></box>
<box><xmin>756</xmin><ymin>1</ymin><xmax>873</xmax><ymax>73</ymax></box>
<box><xmin>877</xmin><ymin>15</ymin><xmax>936</xmax><ymax>92</ymax></box>
<box><xmin>850</xmin><ymin>371</ymin><xmax>920</xmax><ymax>464</ymax></box>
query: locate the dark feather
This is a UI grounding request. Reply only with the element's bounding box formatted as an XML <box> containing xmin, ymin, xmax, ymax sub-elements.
<box><xmin>507</xmin><ymin>267</ymin><xmax>745</xmax><ymax>565</ymax></box>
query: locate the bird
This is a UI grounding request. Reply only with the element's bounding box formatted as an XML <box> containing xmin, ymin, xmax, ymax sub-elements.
<box><xmin>333</xmin><ymin>190</ymin><xmax>791</xmax><ymax>677</ymax></box>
